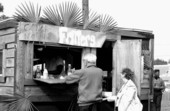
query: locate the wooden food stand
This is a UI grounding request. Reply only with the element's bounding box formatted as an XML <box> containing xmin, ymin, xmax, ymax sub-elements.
<box><xmin>0</xmin><ymin>18</ymin><xmax>154</xmax><ymax>111</ymax></box>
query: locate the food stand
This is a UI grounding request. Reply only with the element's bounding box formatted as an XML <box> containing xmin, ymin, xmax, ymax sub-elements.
<box><xmin>0</xmin><ymin>18</ymin><xmax>154</xmax><ymax>111</ymax></box>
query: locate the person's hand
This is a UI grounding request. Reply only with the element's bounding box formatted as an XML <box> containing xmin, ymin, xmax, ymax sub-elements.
<box><xmin>71</xmin><ymin>68</ymin><xmax>75</xmax><ymax>73</ymax></box>
<box><xmin>59</xmin><ymin>75</ymin><xmax>66</xmax><ymax>79</ymax></box>
<box><xmin>106</xmin><ymin>96</ymin><xmax>117</xmax><ymax>102</ymax></box>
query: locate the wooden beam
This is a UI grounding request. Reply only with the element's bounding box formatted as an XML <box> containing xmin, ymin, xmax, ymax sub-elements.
<box><xmin>0</xmin><ymin>28</ymin><xmax>15</xmax><ymax>36</ymax></box>
<box><xmin>24</xmin><ymin>42</ymin><xmax>34</xmax><ymax>80</ymax></box>
<box><xmin>148</xmin><ymin>38</ymin><xmax>154</xmax><ymax>111</ymax></box>
<box><xmin>15</xmin><ymin>41</ymin><xmax>25</xmax><ymax>96</ymax></box>
<box><xmin>112</xmin><ymin>41</ymin><xmax>118</xmax><ymax>95</ymax></box>
<box><xmin>0</xmin><ymin>19</ymin><xmax>17</xmax><ymax>30</ymax></box>
<box><xmin>6</xmin><ymin>43</ymin><xmax>16</xmax><ymax>49</ymax></box>
<box><xmin>0</xmin><ymin>34</ymin><xmax>15</xmax><ymax>44</ymax></box>
<box><xmin>118</xmin><ymin>30</ymin><xmax>146</xmax><ymax>38</ymax></box>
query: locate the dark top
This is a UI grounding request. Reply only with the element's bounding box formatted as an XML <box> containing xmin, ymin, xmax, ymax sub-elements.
<box><xmin>65</xmin><ymin>64</ymin><xmax>103</xmax><ymax>106</ymax></box>
<box><xmin>153</xmin><ymin>77</ymin><xmax>165</xmax><ymax>92</ymax></box>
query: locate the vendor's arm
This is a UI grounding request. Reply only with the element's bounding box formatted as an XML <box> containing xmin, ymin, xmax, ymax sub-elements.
<box><xmin>106</xmin><ymin>95</ymin><xmax>117</xmax><ymax>102</ymax></box>
<box><xmin>65</xmin><ymin>69</ymin><xmax>83</xmax><ymax>84</ymax></box>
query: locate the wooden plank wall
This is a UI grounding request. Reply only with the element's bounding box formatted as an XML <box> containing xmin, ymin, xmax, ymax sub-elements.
<box><xmin>140</xmin><ymin>39</ymin><xmax>153</xmax><ymax>100</ymax></box>
<box><xmin>0</xmin><ymin>28</ymin><xmax>16</xmax><ymax>95</ymax></box>
<box><xmin>113</xmin><ymin>40</ymin><xmax>142</xmax><ymax>95</ymax></box>
<box><xmin>24</xmin><ymin>84</ymin><xmax>78</xmax><ymax>102</ymax></box>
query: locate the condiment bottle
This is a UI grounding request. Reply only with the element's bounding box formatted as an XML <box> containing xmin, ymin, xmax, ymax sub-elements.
<box><xmin>35</xmin><ymin>66</ymin><xmax>42</xmax><ymax>78</ymax></box>
<box><xmin>43</xmin><ymin>63</ymin><xmax>48</xmax><ymax>79</ymax></box>
<box><xmin>67</xmin><ymin>64</ymin><xmax>72</xmax><ymax>76</ymax></box>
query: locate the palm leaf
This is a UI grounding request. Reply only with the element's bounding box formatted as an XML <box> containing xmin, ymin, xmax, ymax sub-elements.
<box><xmin>14</xmin><ymin>2</ymin><xmax>41</xmax><ymax>23</ymax></box>
<box><xmin>58</xmin><ymin>2</ymin><xmax>82</xmax><ymax>27</ymax></box>
<box><xmin>2</xmin><ymin>93</ymin><xmax>39</xmax><ymax>111</ymax></box>
<box><xmin>99</xmin><ymin>14</ymin><xmax>117</xmax><ymax>32</ymax></box>
<box><xmin>43</xmin><ymin>5</ymin><xmax>61</xmax><ymax>25</ymax></box>
<box><xmin>83</xmin><ymin>10</ymin><xmax>100</xmax><ymax>30</ymax></box>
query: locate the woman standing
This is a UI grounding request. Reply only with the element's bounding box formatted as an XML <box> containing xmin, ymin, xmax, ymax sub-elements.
<box><xmin>106</xmin><ymin>68</ymin><xmax>143</xmax><ymax>111</ymax></box>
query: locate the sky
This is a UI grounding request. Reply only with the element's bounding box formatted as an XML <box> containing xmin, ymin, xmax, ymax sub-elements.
<box><xmin>1</xmin><ymin>0</ymin><xmax>170</xmax><ymax>61</ymax></box>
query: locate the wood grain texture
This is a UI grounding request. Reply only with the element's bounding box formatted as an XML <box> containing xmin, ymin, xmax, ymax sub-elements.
<box><xmin>24</xmin><ymin>84</ymin><xmax>78</xmax><ymax>102</ymax></box>
<box><xmin>5</xmin><ymin>49</ymin><xmax>15</xmax><ymax>58</ymax></box>
<box><xmin>0</xmin><ymin>34</ymin><xmax>15</xmax><ymax>44</ymax></box>
<box><xmin>6</xmin><ymin>43</ymin><xmax>16</xmax><ymax>49</ymax></box>
<box><xmin>6</xmin><ymin>58</ymin><xmax>14</xmax><ymax>67</ymax></box>
<box><xmin>0</xmin><ymin>28</ymin><xmax>15</xmax><ymax>36</ymax></box>
<box><xmin>15</xmin><ymin>41</ymin><xmax>25</xmax><ymax>95</ymax></box>
<box><xmin>113</xmin><ymin>40</ymin><xmax>142</xmax><ymax>95</ymax></box>
<box><xmin>0</xmin><ymin>87</ymin><xmax>14</xmax><ymax>95</ymax></box>
<box><xmin>0</xmin><ymin>43</ymin><xmax>5</xmax><ymax>50</ymax></box>
<box><xmin>24</xmin><ymin>42</ymin><xmax>33</xmax><ymax>80</ymax></box>
<box><xmin>0</xmin><ymin>76</ymin><xmax>14</xmax><ymax>86</ymax></box>
<box><xmin>5</xmin><ymin>68</ymin><xmax>14</xmax><ymax>76</ymax></box>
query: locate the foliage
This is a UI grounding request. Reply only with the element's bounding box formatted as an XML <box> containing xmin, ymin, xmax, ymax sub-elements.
<box><xmin>99</xmin><ymin>14</ymin><xmax>117</xmax><ymax>32</ymax></box>
<box><xmin>0</xmin><ymin>3</ymin><xmax>3</xmax><ymax>12</ymax></box>
<box><xmin>0</xmin><ymin>14</ymin><xmax>9</xmax><ymax>20</ymax></box>
<box><xmin>2</xmin><ymin>93</ymin><xmax>39</xmax><ymax>111</ymax></box>
<box><xmin>83</xmin><ymin>10</ymin><xmax>100</xmax><ymax>30</ymax></box>
<box><xmin>43</xmin><ymin>2</ymin><xmax>82</xmax><ymax>27</ymax></box>
<box><xmin>154</xmin><ymin>59</ymin><xmax>167</xmax><ymax>65</ymax></box>
<box><xmin>14</xmin><ymin>2</ymin><xmax>41</xmax><ymax>23</ymax></box>
<box><xmin>14</xmin><ymin>1</ymin><xmax>117</xmax><ymax>33</ymax></box>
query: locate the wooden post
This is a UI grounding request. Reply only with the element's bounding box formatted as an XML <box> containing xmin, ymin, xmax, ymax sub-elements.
<box><xmin>112</xmin><ymin>42</ymin><xmax>117</xmax><ymax>95</ymax></box>
<box><xmin>148</xmin><ymin>38</ymin><xmax>154</xmax><ymax>111</ymax></box>
<box><xmin>15</xmin><ymin>41</ymin><xmax>25</xmax><ymax>96</ymax></box>
<box><xmin>82</xmin><ymin>0</ymin><xmax>89</xmax><ymax>27</ymax></box>
<box><xmin>24</xmin><ymin>42</ymin><xmax>34</xmax><ymax>80</ymax></box>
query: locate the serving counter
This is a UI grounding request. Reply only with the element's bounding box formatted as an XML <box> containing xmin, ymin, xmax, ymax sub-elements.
<box><xmin>33</xmin><ymin>78</ymin><xmax>66</xmax><ymax>84</ymax></box>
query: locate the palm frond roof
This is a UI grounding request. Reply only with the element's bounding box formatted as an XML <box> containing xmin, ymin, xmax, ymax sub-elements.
<box><xmin>14</xmin><ymin>1</ymin><xmax>117</xmax><ymax>33</ymax></box>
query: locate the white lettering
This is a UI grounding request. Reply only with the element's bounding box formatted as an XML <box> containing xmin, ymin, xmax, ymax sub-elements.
<box><xmin>59</xmin><ymin>27</ymin><xmax>67</xmax><ymax>43</ymax></box>
<box><xmin>90</xmin><ymin>35</ymin><xmax>95</xmax><ymax>46</ymax></box>
<box><xmin>59</xmin><ymin>27</ymin><xmax>98</xmax><ymax>47</ymax></box>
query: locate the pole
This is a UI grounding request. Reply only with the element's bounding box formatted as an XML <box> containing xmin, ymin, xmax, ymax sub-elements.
<box><xmin>82</xmin><ymin>0</ymin><xmax>89</xmax><ymax>27</ymax></box>
<box><xmin>149</xmin><ymin>38</ymin><xmax>154</xmax><ymax>111</ymax></box>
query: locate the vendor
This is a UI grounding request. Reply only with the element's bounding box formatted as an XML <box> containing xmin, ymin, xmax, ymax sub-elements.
<box><xmin>45</xmin><ymin>56</ymin><xmax>64</xmax><ymax>75</ymax></box>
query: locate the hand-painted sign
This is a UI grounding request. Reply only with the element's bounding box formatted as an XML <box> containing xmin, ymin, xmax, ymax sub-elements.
<box><xmin>18</xmin><ymin>22</ymin><xmax>106</xmax><ymax>48</ymax></box>
<box><xmin>58</xmin><ymin>27</ymin><xmax>106</xmax><ymax>47</ymax></box>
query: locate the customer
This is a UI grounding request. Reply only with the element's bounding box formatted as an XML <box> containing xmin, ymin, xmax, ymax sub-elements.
<box><xmin>153</xmin><ymin>69</ymin><xmax>165</xmax><ymax>111</ymax></box>
<box><xmin>106</xmin><ymin>68</ymin><xmax>143</xmax><ymax>111</ymax></box>
<box><xmin>65</xmin><ymin>53</ymin><xmax>103</xmax><ymax>111</ymax></box>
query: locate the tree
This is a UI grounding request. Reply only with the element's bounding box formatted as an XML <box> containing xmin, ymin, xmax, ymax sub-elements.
<box><xmin>154</xmin><ymin>59</ymin><xmax>168</xmax><ymax>65</ymax></box>
<box><xmin>0</xmin><ymin>3</ymin><xmax>3</xmax><ymax>12</ymax></box>
<box><xmin>0</xmin><ymin>3</ymin><xmax>9</xmax><ymax>21</ymax></box>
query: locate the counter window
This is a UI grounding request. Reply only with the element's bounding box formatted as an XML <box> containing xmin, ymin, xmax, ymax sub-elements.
<box><xmin>33</xmin><ymin>45</ymin><xmax>82</xmax><ymax>79</ymax></box>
